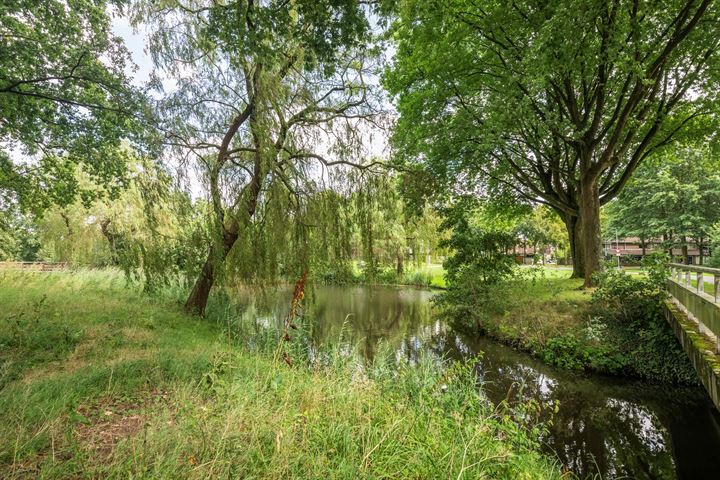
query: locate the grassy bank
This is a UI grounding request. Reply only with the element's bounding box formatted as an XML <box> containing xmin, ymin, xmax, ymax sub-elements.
<box><xmin>314</xmin><ymin>262</ymin><xmax>447</xmax><ymax>289</ymax></box>
<box><xmin>0</xmin><ymin>270</ymin><xmax>563</xmax><ymax>479</ymax></box>
<box><xmin>477</xmin><ymin>274</ymin><xmax>590</xmax><ymax>355</ymax></box>
<box><xmin>454</xmin><ymin>268</ymin><xmax>697</xmax><ymax>384</ymax></box>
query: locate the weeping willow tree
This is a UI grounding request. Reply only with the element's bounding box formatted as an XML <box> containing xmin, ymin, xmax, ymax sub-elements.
<box><xmin>135</xmin><ymin>0</ymin><xmax>385</xmax><ymax>314</ymax></box>
<box><xmin>354</xmin><ymin>174</ymin><xmax>401</xmax><ymax>279</ymax></box>
<box><xmin>224</xmin><ymin>176</ymin><xmax>360</xmax><ymax>285</ymax></box>
<box><xmin>349</xmin><ymin>173</ymin><xmax>446</xmax><ymax>279</ymax></box>
<box><xmin>97</xmin><ymin>162</ymin><xmax>209</xmax><ymax>290</ymax></box>
<box><xmin>36</xmin><ymin>157</ymin><xmax>207</xmax><ymax>291</ymax></box>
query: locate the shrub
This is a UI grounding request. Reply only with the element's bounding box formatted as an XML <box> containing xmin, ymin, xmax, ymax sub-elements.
<box><xmin>707</xmin><ymin>255</ymin><xmax>720</xmax><ymax>268</ymax></box>
<box><xmin>400</xmin><ymin>270</ymin><xmax>433</xmax><ymax>287</ymax></box>
<box><xmin>587</xmin><ymin>255</ymin><xmax>697</xmax><ymax>383</ymax></box>
<box><xmin>313</xmin><ymin>261</ymin><xmax>359</xmax><ymax>285</ymax></box>
<box><xmin>434</xmin><ymin>210</ymin><xmax>522</xmax><ymax>332</ymax></box>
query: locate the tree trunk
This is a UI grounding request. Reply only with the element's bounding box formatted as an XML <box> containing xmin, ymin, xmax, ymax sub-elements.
<box><xmin>396</xmin><ymin>251</ymin><xmax>404</xmax><ymax>275</ymax></box>
<box><xmin>99</xmin><ymin>218</ymin><xmax>119</xmax><ymax>265</ymax></box>
<box><xmin>184</xmin><ymin>252</ymin><xmax>217</xmax><ymax>316</ymax></box>
<box><xmin>699</xmin><ymin>237</ymin><xmax>704</xmax><ymax>265</ymax></box>
<box><xmin>682</xmin><ymin>237</ymin><xmax>689</xmax><ymax>265</ymax></box>
<box><xmin>564</xmin><ymin>214</ymin><xmax>584</xmax><ymax>279</ymax></box>
<box><xmin>578</xmin><ymin>178</ymin><xmax>602</xmax><ymax>287</ymax></box>
<box><xmin>184</xmin><ymin>224</ymin><xmax>239</xmax><ymax>315</ymax></box>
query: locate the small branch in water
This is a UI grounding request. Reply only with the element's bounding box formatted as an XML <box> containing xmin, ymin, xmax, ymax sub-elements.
<box><xmin>280</xmin><ymin>271</ymin><xmax>308</xmax><ymax>366</ymax></box>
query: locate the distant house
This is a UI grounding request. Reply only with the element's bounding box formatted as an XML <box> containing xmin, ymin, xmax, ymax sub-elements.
<box><xmin>603</xmin><ymin>237</ymin><xmax>708</xmax><ymax>265</ymax></box>
<box><xmin>510</xmin><ymin>244</ymin><xmax>554</xmax><ymax>265</ymax></box>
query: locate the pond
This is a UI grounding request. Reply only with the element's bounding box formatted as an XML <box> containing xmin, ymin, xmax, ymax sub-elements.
<box><xmin>234</xmin><ymin>284</ymin><xmax>720</xmax><ymax>480</ymax></box>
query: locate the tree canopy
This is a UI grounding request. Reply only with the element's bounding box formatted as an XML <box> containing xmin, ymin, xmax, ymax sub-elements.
<box><xmin>5</xmin><ymin>0</ymin><xmax>720</xmax><ymax>300</ymax></box>
<box><xmin>0</xmin><ymin>0</ymin><xmax>152</xmax><ymax>212</ymax></box>
<box><xmin>133</xmin><ymin>0</ymin><xmax>386</xmax><ymax>313</ymax></box>
<box><xmin>386</xmin><ymin>0</ymin><xmax>720</xmax><ymax>285</ymax></box>
<box><xmin>605</xmin><ymin>143</ymin><xmax>720</xmax><ymax>263</ymax></box>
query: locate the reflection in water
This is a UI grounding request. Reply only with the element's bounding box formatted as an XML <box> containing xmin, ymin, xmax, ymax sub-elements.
<box><xmin>232</xmin><ymin>284</ymin><xmax>720</xmax><ymax>480</ymax></box>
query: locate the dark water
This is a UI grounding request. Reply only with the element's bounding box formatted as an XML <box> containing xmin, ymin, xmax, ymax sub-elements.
<box><xmin>234</xmin><ymin>284</ymin><xmax>720</xmax><ymax>479</ymax></box>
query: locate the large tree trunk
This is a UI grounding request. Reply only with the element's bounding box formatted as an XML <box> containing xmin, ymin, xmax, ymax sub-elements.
<box><xmin>564</xmin><ymin>214</ymin><xmax>584</xmax><ymax>279</ymax></box>
<box><xmin>184</xmin><ymin>252</ymin><xmax>217</xmax><ymax>315</ymax></box>
<box><xmin>184</xmin><ymin>223</ymin><xmax>239</xmax><ymax>315</ymax></box>
<box><xmin>578</xmin><ymin>178</ymin><xmax>602</xmax><ymax>287</ymax></box>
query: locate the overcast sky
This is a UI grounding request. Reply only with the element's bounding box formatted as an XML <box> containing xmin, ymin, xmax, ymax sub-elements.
<box><xmin>111</xmin><ymin>15</ymin><xmax>152</xmax><ymax>87</ymax></box>
<box><xmin>109</xmin><ymin>12</ymin><xmax>391</xmax><ymax>197</ymax></box>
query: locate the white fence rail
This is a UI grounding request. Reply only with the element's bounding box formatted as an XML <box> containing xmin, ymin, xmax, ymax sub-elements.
<box><xmin>668</xmin><ymin>262</ymin><xmax>720</xmax><ymax>353</ymax></box>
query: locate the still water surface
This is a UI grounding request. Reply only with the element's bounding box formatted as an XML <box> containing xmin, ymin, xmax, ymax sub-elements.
<box><xmin>235</xmin><ymin>285</ymin><xmax>720</xmax><ymax>479</ymax></box>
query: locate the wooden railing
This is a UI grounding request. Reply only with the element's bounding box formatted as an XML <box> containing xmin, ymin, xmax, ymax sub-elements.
<box><xmin>667</xmin><ymin>262</ymin><xmax>720</xmax><ymax>353</ymax></box>
<box><xmin>0</xmin><ymin>261</ymin><xmax>67</xmax><ymax>272</ymax></box>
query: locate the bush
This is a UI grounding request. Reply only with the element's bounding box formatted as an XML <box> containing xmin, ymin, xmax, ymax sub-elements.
<box><xmin>400</xmin><ymin>270</ymin><xmax>433</xmax><ymax>287</ymax></box>
<box><xmin>707</xmin><ymin>255</ymin><xmax>720</xmax><ymax>268</ymax></box>
<box><xmin>313</xmin><ymin>261</ymin><xmax>359</xmax><ymax>285</ymax></box>
<box><xmin>586</xmin><ymin>255</ymin><xmax>697</xmax><ymax>383</ymax></box>
<box><xmin>433</xmin><ymin>210</ymin><xmax>522</xmax><ymax>332</ymax></box>
<box><xmin>541</xmin><ymin>319</ymin><xmax>629</xmax><ymax>374</ymax></box>
<box><xmin>529</xmin><ymin>256</ymin><xmax>695</xmax><ymax>382</ymax></box>
<box><xmin>313</xmin><ymin>261</ymin><xmax>435</xmax><ymax>287</ymax></box>
<box><xmin>375</xmin><ymin>266</ymin><xmax>400</xmax><ymax>284</ymax></box>
<box><xmin>434</xmin><ymin>240</ymin><xmax>696</xmax><ymax>383</ymax></box>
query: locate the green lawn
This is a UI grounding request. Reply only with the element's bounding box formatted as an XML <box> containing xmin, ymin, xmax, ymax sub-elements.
<box><xmin>486</xmin><ymin>270</ymin><xmax>591</xmax><ymax>350</ymax></box>
<box><xmin>416</xmin><ymin>263</ymin><xmax>446</xmax><ymax>288</ymax></box>
<box><xmin>0</xmin><ymin>270</ymin><xmax>563</xmax><ymax>479</ymax></box>
<box><xmin>686</xmin><ymin>278</ymin><xmax>718</xmax><ymax>296</ymax></box>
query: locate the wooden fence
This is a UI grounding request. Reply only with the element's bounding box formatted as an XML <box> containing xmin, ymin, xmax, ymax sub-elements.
<box><xmin>0</xmin><ymin>262</ymin><xmax>68</xmax><ymax>272</ymax></box>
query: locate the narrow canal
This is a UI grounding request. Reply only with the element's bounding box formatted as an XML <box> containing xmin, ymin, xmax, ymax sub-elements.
<box><xmin>234</xmin><ymin>284</ymin><xmax>720</xmax><ymax>479</ymax></box>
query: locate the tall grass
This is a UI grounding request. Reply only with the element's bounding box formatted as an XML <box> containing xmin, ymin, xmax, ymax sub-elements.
<box><xmin>0</xmin><ymin>269</ymin><xmax>564</xmax><ymax>479</ymax></box>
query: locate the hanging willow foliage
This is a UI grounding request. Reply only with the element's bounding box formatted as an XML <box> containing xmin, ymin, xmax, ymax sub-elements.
<box><xmin>222</xmin><ymin>169</ymin><xmax>363</xmax><ymax>287</ymax></box>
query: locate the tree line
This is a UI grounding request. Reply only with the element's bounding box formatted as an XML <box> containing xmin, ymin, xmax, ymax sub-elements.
<box><xmin>3</xmin><ymin>0</ymin><xmax>720</xmax><ymax>314</ymax></box>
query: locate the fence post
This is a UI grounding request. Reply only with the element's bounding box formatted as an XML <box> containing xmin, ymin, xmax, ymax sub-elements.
<box><xmin>697</xmin><ymin>272</ymin><xmax>704</xmax><ymax>294</ymax></box>
<box><xmin>715</xmin><ymin>273</ymin><xmax>720</xmax><ymax>304</ymax></box>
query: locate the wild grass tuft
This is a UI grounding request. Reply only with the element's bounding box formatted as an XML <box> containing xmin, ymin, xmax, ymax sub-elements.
<box><xmin>0</xmin><ymin>269</ymin><xmax>564</xmax><ymax>479</ymax></box>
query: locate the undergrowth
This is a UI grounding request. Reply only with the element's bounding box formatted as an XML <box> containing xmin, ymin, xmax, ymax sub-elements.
<box><xmin>439</xmin><ymin>254</ymin><xmax>697</xmax><ymax>384</ymax></box>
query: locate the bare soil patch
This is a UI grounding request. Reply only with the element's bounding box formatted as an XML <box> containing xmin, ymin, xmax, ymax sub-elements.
<box><xmin>73</xmin><ymin>388</ymin><xmax>169</xmax><ymax>457</ymax></box>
